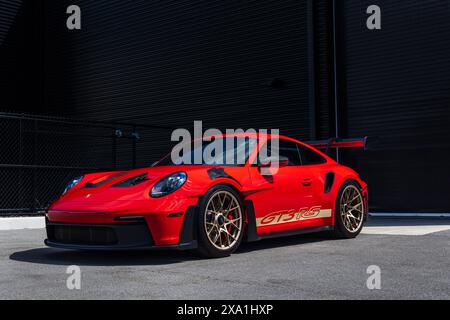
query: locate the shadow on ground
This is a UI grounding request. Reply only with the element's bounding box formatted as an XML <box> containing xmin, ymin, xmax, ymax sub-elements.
<box><xmin>9</xmin><ymin>234</ymin><xmax>330</xmax><ymax>266</ymax></box>
<box><xmin>236</xmin><ymin>233</ymin><xmax>330</xmax><ymax>254</ymax></box>
<box><xmin>9</xmin><ymin>248</ymin><xmax>202</xmax><ymax>266</ymax></box>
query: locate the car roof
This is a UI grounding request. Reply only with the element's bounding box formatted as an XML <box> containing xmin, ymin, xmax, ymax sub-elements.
<box><xmin>202</xmin><ymin>132</ymin><xmax>309</xmax><ymax>146</ymax></box>
<box><xmin>201</xmin><ymin>132</ymin><xmax>334</xmax><ymax>162</ymax></box>
<box><xmin>203</xmin><ymin>132</ymin><xmax>296</xmax><ymax>141</ymax></box>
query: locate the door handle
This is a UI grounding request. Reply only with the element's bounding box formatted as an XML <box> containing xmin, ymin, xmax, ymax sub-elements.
<box><xmin>302</xmin><ymin>178</ymin><xmax>312</xmax><ymax>186</ymax></box>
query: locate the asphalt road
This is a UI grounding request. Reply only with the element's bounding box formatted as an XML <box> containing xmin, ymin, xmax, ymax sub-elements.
<box><xmin>0</xmin><ymin>218</ymin><xmax>449</xmax><ymax>299</ymax></box>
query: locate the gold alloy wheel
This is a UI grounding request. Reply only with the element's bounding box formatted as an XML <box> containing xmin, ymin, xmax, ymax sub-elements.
<box><xmin>204</xmin><ymin>190</ymin><xmax>243</xmax><ymax>250</ymax></box>
<box><xmin>340</xmin><ymin>185</ymin><xmax>364</xmax><ymax>233</ymax></box>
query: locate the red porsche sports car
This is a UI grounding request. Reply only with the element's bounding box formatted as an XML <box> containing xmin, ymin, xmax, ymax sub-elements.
<box><xmin>45</xmin><ymin>133</ymin><xmax>368</xmax><ymax>258</ymax></box>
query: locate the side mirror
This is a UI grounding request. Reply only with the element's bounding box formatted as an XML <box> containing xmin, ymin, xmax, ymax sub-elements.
<box><xmin>259</xmin><ymin>156</ymin><xmax>289</xmax><ymax>168</ymax></box>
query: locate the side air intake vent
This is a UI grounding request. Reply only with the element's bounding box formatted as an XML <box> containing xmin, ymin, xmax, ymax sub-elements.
<box><xmin>324</xmin><ymin>172</ymin><xmax>335</xmax><ymax>194</ymax></box>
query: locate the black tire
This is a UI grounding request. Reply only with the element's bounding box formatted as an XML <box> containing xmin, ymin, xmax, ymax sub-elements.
<box><xmin>332</xmin><ymin>180</ymin><xmax>365</xmax><ymax>238</ymax></box>
<box><xmin>196</xmin><ymin>185</ymin><xmax>244</xmax><ymax>258</ymax></box>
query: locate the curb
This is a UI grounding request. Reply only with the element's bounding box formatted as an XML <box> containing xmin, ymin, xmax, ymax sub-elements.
<box><xmin>1</xmin><ymin>213</ymin><xmax>449</xmax><ymax>231</ymax></box>
<box><xmin>0</xmin><ymin>217</ymin><xmax>45</xmax><ymax>230</ymax></box>
<box><xmin>369</xmin><ymin>213</ymin><xmax>450</xmax><ymax>218</ymax></box>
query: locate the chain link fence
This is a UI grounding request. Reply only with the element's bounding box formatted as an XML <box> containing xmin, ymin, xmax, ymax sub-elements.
<box><xmin>0</xmin><ymin>113</ymin><xmax>171</xmax><ymax>215</ymax></box>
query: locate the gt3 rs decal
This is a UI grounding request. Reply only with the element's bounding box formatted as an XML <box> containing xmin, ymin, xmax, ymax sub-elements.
<box><xmin>256</xmin><ymin>206</ymin><xmax>332</xmax><ymax>227</ymax></box>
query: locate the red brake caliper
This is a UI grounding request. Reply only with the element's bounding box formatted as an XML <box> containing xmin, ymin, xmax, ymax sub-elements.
<box><xmin>227</xmin><ymin>213</ymin><xmax>233</xmax><ymax>233</ymax></box>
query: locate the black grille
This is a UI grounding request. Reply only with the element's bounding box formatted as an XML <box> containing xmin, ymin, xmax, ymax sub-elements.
<box><xmin>49</xmin><ymin>225</ymin><xmax>118</xmax><ymax>245</ymax></box>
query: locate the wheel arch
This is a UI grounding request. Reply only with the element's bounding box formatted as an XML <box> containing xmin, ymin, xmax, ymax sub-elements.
<box><xmin>195</xmin><ymin>182</ymin><xmax>246</xmax><ymax>257</ymax></box>
<box><xmin>332</xmin><ymin>178</ymin><xmax>365</xmax><ymax>226</ymax></box>
<box><xmin>204</xmin><ymin>179</ymin><xmax>243</xmax><ymax>197</ymax></box>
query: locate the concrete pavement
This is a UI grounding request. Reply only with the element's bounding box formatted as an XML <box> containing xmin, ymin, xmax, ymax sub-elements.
<box><xmin>0</xmin><ymin>218</ymin><xmax>448</xmax><ymax>299</ymax></box>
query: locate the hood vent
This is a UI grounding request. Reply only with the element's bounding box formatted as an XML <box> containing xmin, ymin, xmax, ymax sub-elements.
<box><xmin>112</xmin><ymin>173</ymin><xmax>149</xmax><ymax>188</ymax></box>
<box><xmin>83</xmin><ymin>173</ymin><xmax>126</xmax><ymax>188</ymax></box>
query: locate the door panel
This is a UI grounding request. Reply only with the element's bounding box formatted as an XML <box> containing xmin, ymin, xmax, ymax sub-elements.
<box><xmin>248</xmin><ymin>165</ymin><xmax>317</xmax><ymax>235</ymax></box>
<box><xmin>247</xmin><ymin>139</ymin><xmax>332</xmax><ymax>235</ymax></box>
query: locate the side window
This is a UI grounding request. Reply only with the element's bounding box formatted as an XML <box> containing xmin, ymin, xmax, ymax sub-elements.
<box><xmin>298</xmin><ymin>145</ymin><xmax>327</xmax><ymax>165</ymax></box>
<box><xmin>258</xmin><ymin>139</ymin><xmax>302</xmax><ymax>166</ymax></box>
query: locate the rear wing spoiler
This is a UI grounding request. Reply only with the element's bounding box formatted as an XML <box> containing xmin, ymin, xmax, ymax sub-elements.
<box><xmin>305</xmin><ymin>137</ymin><xmax>369</xmax><ymax>154</ymax></box>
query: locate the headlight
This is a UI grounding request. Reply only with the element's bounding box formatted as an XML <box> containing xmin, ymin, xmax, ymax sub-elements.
<box><xmin>150</xmin><ymin>172</ymin><xmax>187</xmax><ymax>198</ymax></box>
<box><xmin>63</xmin><ymin>176</ymin><xmax>83</xmax><ymax>195</ymax></box>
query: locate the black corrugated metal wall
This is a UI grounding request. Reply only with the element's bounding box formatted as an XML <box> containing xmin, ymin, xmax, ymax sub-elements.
<box><xmin>338</xmin><ymin>0</ymin><xmax>450</xmax><ymax>212</ymax></box>
<box><xmin>43</xmin><ymin>0</ymin><xmax>327</xmax><ymax>168</ymax></box>
<box><xmin>0</xmin><ymin>0</ymin><xmax>44</xmax><ymax>113</ymax></box>
<box><xmin>0</xmin><ymin>0</ymin><xmax>23</xmax><ymax>111</ymax></box>
<box><xmin>44</xmin><ymin>0</ymin><xmax>317</xmax><ymax>153</ymax></box>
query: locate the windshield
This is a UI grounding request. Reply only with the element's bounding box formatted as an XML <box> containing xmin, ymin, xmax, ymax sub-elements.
<box><xmin>153</xmin><ymin>137</ymin><xmax>258</xmax><ymax>167</ymax></box>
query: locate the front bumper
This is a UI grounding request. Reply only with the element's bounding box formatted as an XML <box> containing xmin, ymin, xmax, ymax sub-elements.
<box><xmin>44</xmin><ymin>206</ymin><xmax>198</xmax><ymax>251</ymax></box>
